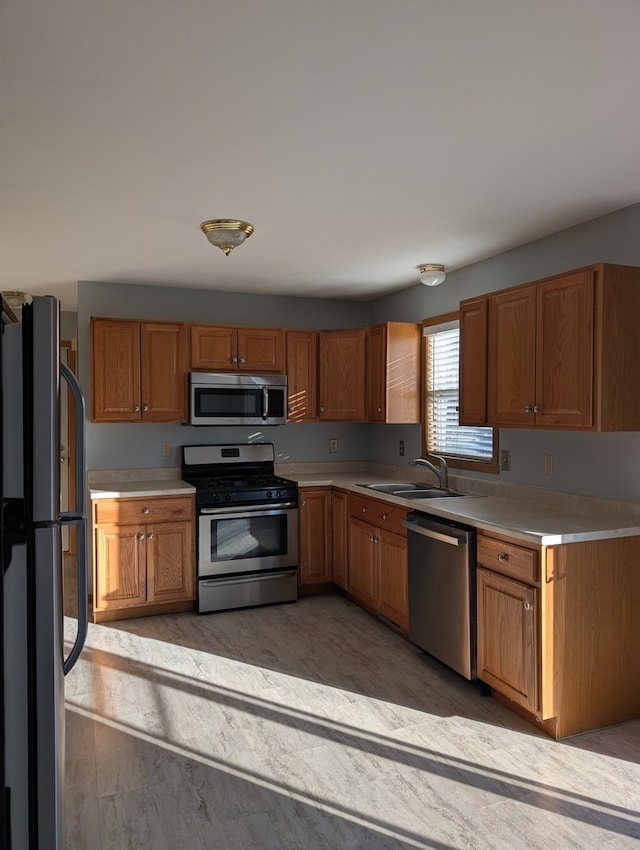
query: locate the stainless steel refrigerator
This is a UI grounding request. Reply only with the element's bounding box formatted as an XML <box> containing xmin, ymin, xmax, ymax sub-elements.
<box><xmin>1</xmin><ymin>295</ymin><xmax>88</xmax><ymax>849</ymax></box>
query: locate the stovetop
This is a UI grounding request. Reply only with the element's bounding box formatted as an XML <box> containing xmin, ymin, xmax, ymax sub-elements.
<box><xmin>181</xmin><ymin>442</ymin><xmax>298</xmax><ymax>507</ymax></box>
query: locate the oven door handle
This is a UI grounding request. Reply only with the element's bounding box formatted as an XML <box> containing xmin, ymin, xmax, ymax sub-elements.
<box><xmin>201</xmin><ymin>570</ymin><xmax>297</xmax><ymax>587</ymax></box>
<box><xmin>200</xmin><ymin>501</ymin><xmax>297</xmax><ymax>515</ymax></box>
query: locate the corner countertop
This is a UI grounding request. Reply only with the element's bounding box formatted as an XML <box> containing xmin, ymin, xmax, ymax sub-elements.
<box><xmin>288</xmin><ymin>472</ymin><xmax>640</xmax><ymax>546</ymax></box>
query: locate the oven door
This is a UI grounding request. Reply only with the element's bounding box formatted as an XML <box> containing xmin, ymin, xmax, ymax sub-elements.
<box><xmin>198</xmin><ymin>502</ymin><xmax>298</xmax><ymax>578</ymax></box>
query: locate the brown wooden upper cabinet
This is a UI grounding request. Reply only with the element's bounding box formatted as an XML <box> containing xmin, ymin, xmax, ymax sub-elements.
<box><xmin>459</xmin><ymin>297</ymin><xmax>489</xmax><ymax>426</ymax></box>
<box><xmin>461</xmin><ymin>263</ymin><xmax>640</xmax><ymax>431</ymax></box>
<box><xmin>190</xmin><ymin>324</ymin><xmax>285</xmax><ymax>373</ymax></box>
<box><xmin>318</xmin><ymin>329</ymin><xmax>366</xmax><ymax>420</ymax></box>
<box><xmin>286</xmin><ymin>330</ymin><xmax>318</xmax><ymax>421</ymax></box>
<box><xmin>91</xmin><ymin>318</ymin><xmax>188</xmax><ymax>423</ymax></box>
<box><xmin>366</xmin><ymin>323</ymin><xmax>420</xmax><ymax>423</ymax></box>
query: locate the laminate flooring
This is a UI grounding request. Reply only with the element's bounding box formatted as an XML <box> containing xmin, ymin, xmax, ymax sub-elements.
<box><xmin>64</xmin><ymin>591</ymin><xmax>640</xmax><ymax>849</ymax></box>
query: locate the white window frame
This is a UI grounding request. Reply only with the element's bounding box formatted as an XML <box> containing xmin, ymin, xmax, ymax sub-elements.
<box><xmin>422</xmin><ymin>313</ymin><xmax>498</xmax><ymax>474</ymax></box>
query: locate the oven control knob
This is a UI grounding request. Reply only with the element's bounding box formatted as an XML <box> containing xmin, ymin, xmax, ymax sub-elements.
<box><xmin>266</xmin><ymin>491</ymin><xmax>272</xmax><ymax>499</ymax></box>
<box><xmin>276</xmin><ymin>490</ymin><xmax>283</xmax><ymax>498</ymax></box>
<box><xmin>225</xmin><ymin>494</ymin><xmax>231</xmax><ymax>502</ymax></box>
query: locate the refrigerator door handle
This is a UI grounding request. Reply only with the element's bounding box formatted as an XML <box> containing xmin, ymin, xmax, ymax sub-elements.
<box><xmin>62</xmin><ymin>517</ymin><xmax>88</xmax><ymax>675</ymax></box>
<box><xmin>59</xmin><ymin>361</ymin><xmax>86</xmax><ymax>518</ymax></box>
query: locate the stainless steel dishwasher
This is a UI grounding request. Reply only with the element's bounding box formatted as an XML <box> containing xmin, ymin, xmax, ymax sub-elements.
<box><xmin>404</xmin><ymin>511</ymin><xmax>477</xmax><ymax>680</ymax></box>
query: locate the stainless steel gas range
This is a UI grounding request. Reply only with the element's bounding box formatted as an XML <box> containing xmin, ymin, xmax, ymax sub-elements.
<box><xmin>181</xmin><ymin>443</ymin><xmax>299</xmax><ymax>614</ymax></box>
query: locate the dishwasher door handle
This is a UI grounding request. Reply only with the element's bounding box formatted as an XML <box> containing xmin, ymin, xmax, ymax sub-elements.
<box><xmin>402</xmin><ymin>519</ymin><xmax>467</xmax><ymax>546</ymax></box>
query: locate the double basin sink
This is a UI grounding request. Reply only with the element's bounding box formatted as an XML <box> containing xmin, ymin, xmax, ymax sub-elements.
<box><xmin>359</xmin><ymin>482</ymin><xmax>470</xmax><ymax>499</ymax></box>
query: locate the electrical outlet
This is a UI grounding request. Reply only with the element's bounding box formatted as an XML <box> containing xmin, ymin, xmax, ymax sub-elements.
<box><xmin>399</xmin><ymin>440</ymin><xmax>405</xmax><ymax>457</ymax></box>
<box><xmin>544</xmin><ymin>453</ymin><xmax>554</xmax><ymax>475</ymax></box>
<box><xmin>329</xmin><ymin>438</ymin><xmax>338</xmax><ymax>453</ymax></box>
<box><xmin>500</xmin><ymin>449</ymin><xmax>510</xmax><ymax>471</ymax></box>
<box><xmin>161</xmin><ymin>441</ymin><xmax>172</xmax><ymax>458</ymax></box>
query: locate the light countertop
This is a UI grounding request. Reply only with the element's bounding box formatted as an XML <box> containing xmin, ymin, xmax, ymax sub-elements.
<box><xmin>289</xmin><ymin>473</ymin><xmax>640</xmax><ymax>546</ymax></box>
<box><xmin>89</xmin><ymin>479</ymin><xmax>195</xmax><ymax>499</ymax></box>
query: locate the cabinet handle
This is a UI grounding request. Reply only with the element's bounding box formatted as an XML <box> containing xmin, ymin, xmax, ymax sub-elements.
<box><xmin>362</xmin><ymin>506</ymin><xmax>368</xmax><ymax>513</ymax></box>
<box><xmin>497</xmin><ymin>552</ymin><xmax>508</xmax><ymax>563</ymax></box>
<box><xmin>137</xmin><ymin>533</ymin><xmax>145</xmax><ymax>540</ymax></box>
<box><xmin>523</xmin><ymin>601</ymin><xmax>533</xmax><ymax>611</ymax></box>
<box><xmin>382</xmin><ymin>513</ymin><xmax>389</xmax><ymax>520</ymax></box>
<box><xmin>147</xmin><ymin>533</ymin><xmax>154</xmax><ymax>540</ymax></box>
<box><xmin>134</xmin><ymin>405</ymin><xmax>141</xmax><ymax>412</ymax></box>
<box><xmin>524</xmin><ymin>405</ymin><xmax>533</xmax><ymax>413</ymax></box>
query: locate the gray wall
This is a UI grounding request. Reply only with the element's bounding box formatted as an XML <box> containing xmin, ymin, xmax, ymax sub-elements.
<box><xmin>370</xmin><ymin>203</ymin><xmax>640</xmax><ymax>502</ymax></box>
<box><xmin>77</xmin><ymin>204</ymin><xmax>640</xmax><ymax>501</ymax></box>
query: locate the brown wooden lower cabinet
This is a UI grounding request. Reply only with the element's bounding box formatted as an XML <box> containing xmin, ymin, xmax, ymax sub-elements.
<box><xmin>92</xmin><ymin>495</ymin><xmax>195</xmax><ymax>623</ymax></box>
<box><xmin>477</xmin><ymin>531</ymin><xmax>640</xmax><ymax>739</ymax></box>
<box><xmin>347</xmin><ymin>494</ymin><xmax>408</xmax><ymax>631</ymax></box>
<box><xmin>298</xmin><ymin>487</ymin><xmax>333</xmax><ymax>586</ymax></box>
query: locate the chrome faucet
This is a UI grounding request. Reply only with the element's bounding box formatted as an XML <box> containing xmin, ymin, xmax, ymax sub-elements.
<box><xmin>409</xmin><ymin>455</ymin><xmax>449</xmax><ymax>489</ymax></box>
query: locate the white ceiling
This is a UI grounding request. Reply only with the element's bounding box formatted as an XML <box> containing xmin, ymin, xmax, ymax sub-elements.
<box><xmin>3</xmin><ymin>0</ymin><xmax>640</xmax><ymax>310</ymax></box>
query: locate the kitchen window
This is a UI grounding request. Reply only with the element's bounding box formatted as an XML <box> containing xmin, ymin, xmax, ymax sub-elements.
<box><xmin>422</xmin><ymin>314</ymin><xmax>498</xmax><ymax>473</ymax></box>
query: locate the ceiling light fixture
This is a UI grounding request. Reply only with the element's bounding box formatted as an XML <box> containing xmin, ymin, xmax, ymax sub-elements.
<box><xmin>418</xmin><ymin>264</ymin><xmax>447</xmax><ymax>287</ymax></box>
<box><xmin>200</xmin><ymin>219</ymin><xmax>254</xmax><ymax>256</ymax></box>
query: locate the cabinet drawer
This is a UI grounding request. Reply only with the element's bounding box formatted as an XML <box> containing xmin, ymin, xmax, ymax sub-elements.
<box><xmin>477</xmin><ymin>534</ymin><xmax>539</xmax><ymax>584</ymax></box>
<box><xmin>348</xmin><ymin>494</ymin><xmax>407</xmax><ymax>535</ymax></box>
<box><xmin>94</xmin><ymin>495</ymin><xmax>194</xmax><ymax>526</ymax></box>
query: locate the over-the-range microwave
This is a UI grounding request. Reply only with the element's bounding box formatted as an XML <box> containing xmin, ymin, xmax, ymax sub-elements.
<box><xmin>189</xmin><ymin>372</ymin><xmax>287</xmax><ymax>426</ymax></box>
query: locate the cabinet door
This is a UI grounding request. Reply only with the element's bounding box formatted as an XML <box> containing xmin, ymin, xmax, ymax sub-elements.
<box><xmin>459</xmin><ymin>297</ymin><xmax>488</xmax><ymax>426</ymax></box>
<box><xmin>377</xmin><ymin>528</ymin><xmax>408</xmax><ymax>630</ymax></box>
<box><xmin>94</xmin><ymin>524</ymin><xmax>146</xmax><ymax>610</ymax></box>
<box><xmin>366</xmin><ymin>325</ymin><xmax>386</xmax><ymax>421</ymax></box>
<box><xmin>331</xmin><ymin>490</ymin><xmax>349</xmax><ymax>590</ymax></box>
<box><xmin>286</xmin><ymin>330</ymin><xmax>318</xmax><ymax>421</ymax></box>
<box><xmin>146</xmin><ymin>521</ymin><xmax>195</xmax><ymax>603</ymax></box>
<box><xmin>91</xmin><ymin>319</ymin><xmax>141</xmax><ymax>422</ymax></box>
<box><xmin>488</xmin><ymin>285</ymin><xmax>537</xmax><ymax>426</ymax></box>
<box><xmin>141</xmin><ymin>322</ymin><xmax>188</xmax><ymax>422</ymax></box>
<box><xmin>237</xmin><ymin>327</ymin><xmax>285</xmax><ymax>373</ymax></box>
<box><xmin>536</xmin><ymin>271</ymin><xmax>594</xmax><ymax>428</ymax></box>
<box><xmin>318</xmin><ymin>329</ymin><xmax>366</xmax><ymax>420</ymax></box>
<box><xmin>348</xmin><ymin>517</ymin><xmax>377</xmax><ymax>608</ymax></box>
<box><xmin>190</xmin><ymin>325</ymin><xmax>237</xmax><ymax>370</ymax></box>
<box><xmin>298</xmin><ymin>489</ymin><xmax>332</xmax><ymax>585</ymax></box>
<box><xmin>477</xmin><ymin>567</ymin><xmax>538</xmax><ymax>714</ymax></box>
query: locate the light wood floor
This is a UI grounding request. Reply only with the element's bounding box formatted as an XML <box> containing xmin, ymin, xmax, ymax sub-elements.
<box><xmin>64</xmin><ymin>590</ymin><xmax>640</xmax><ymax>849</ymax></box>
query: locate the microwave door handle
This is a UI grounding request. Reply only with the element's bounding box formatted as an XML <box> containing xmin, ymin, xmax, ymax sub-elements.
<box><xmin>262</xmin><ymin>386</ymin><xmax>268</xmax><ymax>420</ymax></box>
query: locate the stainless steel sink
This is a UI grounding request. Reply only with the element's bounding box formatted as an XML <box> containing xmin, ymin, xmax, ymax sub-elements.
<box><xmin>359</xmin><ymin>483</ymin><xmax>469</xmax><ymax>498</ymax></box>
<box><xmin>358</xmin><ymin>482</ymin><xmax>427</xmax><ymax>493</ymax></box>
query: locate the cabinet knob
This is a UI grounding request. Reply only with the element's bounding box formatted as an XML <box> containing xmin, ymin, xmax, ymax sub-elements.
<box><xmin>382</xmin><ymin>513</ymin><xmax>389</xmax><ymax>520</ymax></box>
<box><xmin>302</xmin><ymin>500</ymin><xmax>307</xmax><ymax>507</ymax></box>
<box><xmin>524</xmin><ymin>405</ymin><xmax>533</xmax><ymax>413</ymax></box>
<box><xmin>147</xmin><ymin>533</ymin><xmax>154</xmax><ymax>540</ymax></box>
<box><xmin>320</xmin><ymin>406</ymin><xmax>325</xmax><ymax>413</ymax></box>
<box><xmin>142</xmin><ymin>405</ymin><xmax>149</xmax><ymax>412</ymax></box>
<box><xmin>239</xmin><ymin>357</ymin><xmax>245</xmax><ymax>364</ymax></box>
<box><xmin>134</xmin><ymin>405</ymin><xmax>141</xmax><ymax>412</ymax></box>
<box><xmin>497</xmin><ymin>552</ymin><xmax>508</xmax><ymax>563</ymax></box>
<box><xmin>138</xmin><ymin>533</ymin><xmax>145</xmax><ymax>540</ymax></box>
<box><xmin>533</xmin><ymin>405</ymin><xmax>540</xmax><ymax>414</ymax></box>
<box><xmin>370</xmin><ymin>536</ymin><xmax>375</xmax><ymax>543</ymax></box>
<box><xmin>231</xmin><ymin>356</ymin><xmax>238</xmax><ymax>363</ymax></box>
<box><xmin>523</xmin><ymin>601</ymin><xmax>533</xmax><ymax>611</ymax></box>
<box><xmin>142</xmin><ymin>507</ymin><xmax>150</xmax><ymax>514</ymax></box>
<box><xmin>377</xmin><ymin>406</ymin><xmax>382</xmax><ymax>413</ymax></box>
<box><xmin>362</xmin><ymin>506</ymin><xmax>368</xmax><ymax>513</ymax></box>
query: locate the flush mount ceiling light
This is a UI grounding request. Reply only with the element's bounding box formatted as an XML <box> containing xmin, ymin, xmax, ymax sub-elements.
<box><xmin>418</xmin><ymin>264</ymin><xmax>447</xmax><ymax>287</ymax></box>
<box><xmin>200</xmin><ymin>219</ymin><xmax>254</xmax><ymax>256</ymax></box>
